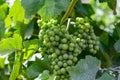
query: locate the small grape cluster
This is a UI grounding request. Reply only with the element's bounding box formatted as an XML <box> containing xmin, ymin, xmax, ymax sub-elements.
<box><xmin>73</xmin><ymin>17</ymin><xmax>99</xmax><ymax>54</ymax></box>
<box><xmin>37</xmin><ymin>17</ymin><xmax>99</xmax><ymax>80</ymax></box>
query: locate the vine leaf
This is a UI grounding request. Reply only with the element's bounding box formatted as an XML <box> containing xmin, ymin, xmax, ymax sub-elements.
<box><xmin>5</xmin><ymin>0</ymin><xmax>24</xmax><ymax>28</ymax></box>
<box><xmin>0</xmin><ymin>34</ymin><xmax>22</xmax><ymax>56</ymax></box>
<box><xmin>23</xmin><ymin>39</ymin><xmax>39</xmax><ymax>60</ymax></box>
<box><xmin>26</xmin><ymin>57</ymin><xmax>51</xmax><ymax>78</ymax></box>
<box><xmin>96</xmin><ymin>72</ymin><xmax>116</xmax><ymax>80</ymax></box>
<box><xmin>107</xmin><ymin>0</ymin><xmax>117</xmax><ymax>15</ymax></box>
<box><xmin>68</xmin><ymin>55</ymin><xmax>100</xmax><ymax>80</ymax></box>
<box><xmin>114</xmin><ymin>39</ymin><xmax>120</xmax><ymax>53</ymax></box>
<box><xmin>38</xmin><ymin>0</ymin><xmax>70</xmax><ymax>19</ymax></box>
<box><xmin>21</xmin><ymin>0</ymin><xmax>45</xmax><ymax>18</ymax></box>
<box><xmin>0</xmin><ymin>21</ymin><xmax>5</xmax><ymax>39</ymax></box>
<box><xmin>36</xmin><ymin>70</ymin><xmax>55</xmax><ymax>80</ymax></box>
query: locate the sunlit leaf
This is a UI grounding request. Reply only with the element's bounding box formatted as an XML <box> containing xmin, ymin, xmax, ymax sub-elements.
<box><xmin>5</xmin><ymin>0</ymin><xmax>24</xmax><ymax>27</ymax></box>
<box><xmin>0</xmin><ymin>34</ymin><xmax>22</xmax><ymax>56</ymax></box>
<box><xmin>23</xmin><ymin>39</ymin><xmax>39</xmax><ymax>60</ymax></box>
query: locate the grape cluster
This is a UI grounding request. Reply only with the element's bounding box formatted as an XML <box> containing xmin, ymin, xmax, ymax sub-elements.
<box><xmin>37</xmin><ymin>17</ymin><xmax>99</xmax><ymax>80</ymax></box>
<box><xmin>73</xmin><ymin>17</ymin><xmax>99</xmax><ymax>54</ymax></box>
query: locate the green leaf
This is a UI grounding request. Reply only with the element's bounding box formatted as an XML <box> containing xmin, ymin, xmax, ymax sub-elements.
<box><xmin>21</xmin><ymin>0</ymin><xmax>45</xmax><ymax>18</ymax></box>
<box><xmin>38</xmin><ymin>0</ymin><xmax>70</xmax><ymax>19</ymax></box>
<box><xmin>26</xmin><ymin>57</ymin><xmax>51</xmax><ymax>78</ymax></box>
<box><xmin>96</xmin><ymin>72</ymin><xmax>116</xmax><ymax>80</ymax></box>
<box><xmin>0</xmin><ymin>58</ymin><xmax>5</xmax><ymax>68</ymax></box>
<box><xmin>23</xmin><ymin>39</ymin><xmax>39</xmax><ymax>60</ymax></box>
<box><xmin>0</xmin><ymin>0</ymin><xmax>5</xmax><ymax>5</ymax></box>
<box><xmin>0</xmin><ymin>3</ymin><xmax>8</xmax><ymax>20</ymax></box>
<box><xmin>24</xmin><ymin>18</ymin><xmax>36</xmax><ymax>39</ymax></box>
<box><xmin>38</xmin><ymin>70</ymin><xmax>49</xmax><ymax>80</ymax></box>
<box><xmin>75</xmin><ymin>0</ymin><xmax>94</xmax><ymax>17</ymax></box>
<box><xmin>75</xmin><ymin>0</ymin><xmax>88</xmax><ymax>16</ymax></box>
<box><xmin>107</xmin><ymin>0</ymin><xmax>117</xmax><ymax>14</ymax></box>
<box><xmin>5</xmin><ymin>0</ymin><xmax>24</xmax><ymax>28</ymax></box>
<box><xmin>0</xmin><ymin>34</ymin><xmax>22</xmax><ymax>56</ymax></box>
<box><xmin>112</xmin><ymin>24</ymin><xmax>120</xmax><ymax>40</ymax></box>
<box><xmin>68</xmin><ymin>56</ymin><xmax>100</xmax><ymax>80</ymax></box>
<box><xmin>114</xmin><ymin>39</ymin><xmax>120</xmax><ymax>53</ymax></box>
<box><xmin>36</xmin><ymin>70</ymin><xmax>55</xmax><ymax>80</ymax></box>
<box><xmin>0</xmin><ymin>21</ymin><xmax>5</xmax><ymax>39</ymax></box>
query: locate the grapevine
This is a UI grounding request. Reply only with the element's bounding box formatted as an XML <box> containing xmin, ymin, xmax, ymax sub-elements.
<box><xmin>37</xmin><ymin>17</ymin><xmax>99</xmax><ymax>80</ymax></box>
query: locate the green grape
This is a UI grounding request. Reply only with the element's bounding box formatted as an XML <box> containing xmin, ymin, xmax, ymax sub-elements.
<box><xmin>63</xmin><ymin>63</ymin><xmax>67</xmax><ymax>67</ymax></box>
<box><xmin>69</xmin><ymin>55</ymin><xmax>74</xmax><ymax>59</ymax></box>
<box><xmin>67</xmin><ymin>60</ymin><xmax>73</xmax><ymax>66</ymax></box>
<box><xmin>58</xmin><ymin>61</ymin><xmax>63</xmax><ymax>67</ymax></box>
<box><xmin>61</xmin><ymin>38</ymin><xmax>67</xmax><ymax>43</ymax></box>
<box><xmin>73</xmin><ymin>57</ymin><xmax>78</xmax><ymax>62</ymax></box>
<box><xmin>61</xmin><ymin>44</ymin><xmax>68</xmax><ymax>50</ymax></box>
<box><xmin>63</xmin><ymin>54</ymin><xmax>69</xmax><ymax>59</ymax></box>
<box><xmin>54</xmin><ymin>65</ymin><xmax>60</xmax><ymax>70</ymax></box>
<box><xmin>58</xmin><ymin>56</ymin><xmax>63</xmax><ymax>60</ymax></box>
<box><xmin>60</xmin><ymin>68</ymin><xmax>66</xmax><ymax>74</ymax></box>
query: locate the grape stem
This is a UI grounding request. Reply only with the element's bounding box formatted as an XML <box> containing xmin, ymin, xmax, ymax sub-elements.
<box><xmin>66</xmin><ymin>18</ymin><xmax>71</xmax><ymax>31</ymax></box>
<box><xmin>60</xmin><ymin>0</ymin><xmax>78</xmax><ymax>24</ymax></box>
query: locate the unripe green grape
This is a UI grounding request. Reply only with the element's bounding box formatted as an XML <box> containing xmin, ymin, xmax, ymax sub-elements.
<box><xmin>48</xmin><ymin>55</ymin><xmax>52</xmax><ymax>59</ymax></box>
<box><xmin>69</xmin><ymin>47</ymin><xmax>74</xmax><ymax>51</ymax></box>
<box><xmin>94</xmin><ymin>45</ymin><xmax>99</xmax><ymax>50</ymax></box>
<box><xmin>55</xmin><ymin>49</ymin><xmax>60</xmax><ymax>55</ymax></box>
<box><xmin>58</xmin><ymin>56</ymin><xmax>63</xmax><ymax>60</ymax></box>
<box><xmin>88</xmin><ymin>40</ymin><xmax>93</xmax><ymax>44</ymax></box>
<box><xmin>60</xmin><ymin>68</ymin><xmax>66</xmax><ymax>74</ymax></box>
<box><xmin>74</xmin><ymin>48</ymin><xmax>80</xmax><ymax>53</ymax></box>
<box><xmin>52</xmin><ymin>53</ymin><xmax>57</xmax><ymax>58</ymax></box>
<box><xmin>63</xmin><ymin>63</ymin><xmax>67</xmax><ymax>67</ymax></box>
<box><xmin>54</xmin><ymin>65</ymin><xmax>60</xmax><ymax>70</ymax></box>
<box><xmin>69</xmin><ymin>55</ymin><xmax>74</xmax><ymax>59</ymax></box>
<box><xmin>43</xmin><ymin>40</ymin><xmax>47</xmax><ymax>45</ymax></box>
<box><xmin>49</xmin><ymin>36</ymin><xmax>54</xmax><ymax>41</ymax></box>
<box><xmin>76</xmin><ymin>17</ymin><xmax>84</xmax><ymax>24</ymax></box>
<box><xmin>73</xmin><ymin>57</ymin><xmax>78</xmax><ymax>62</ymax></box>
<box><xmin>64</xmin><ymin>33</ymin><xmax>69</xmax><ymax>38</ymax></box>
<box><xmin>67</xmin><ymin>60</ymin><xmax>73</xmax><ymax>65</ymax></box>
<box><xmin>55</xmin><ymin>35</ymin><xmax>60</xmax><ymax>41</ymax></box>
<box><xmin>61</xmin><ymin>38</ymin><xmax>67</xmax><ymax>43</ymax></box>
<box><xmin>61</xmin><ymin>75</ymin><xmax>65</xmax><ymax>78</ymax></box>
<box><xmin>61</xmin><ymin>44</ymin><xmax>68</xmax><ymax>50</ymax></box>
<box><xmin>89</xmin><ymin>48</ymin><xmax>94</xmax><ymax>53</ymax></box>
<box><xmin>63</xmin><ymin>54</ymin><xmax>69</xmax><ymax>59</ymax></box>
<box><xmin>48</xmin><ymin>31</ymin><xmax>54</xmax><ymax>36</ymax></box>
<box><xmin>51</xmin><ymin>41</ymin><xmax>56</xmax><ymax>46</ymax></box>
<box><xmin>58</xmin><ymin>61</ymin><xmax>63</xmax><ymax>67</ymax></box>
<box><xmin>69</xmin><ymin>43</ymin><xmax>75</xmax><ymax>48</ymax></box>
<box><xmin>52</xmin><ymin>61</ymin><xmax>56</xmax><ymax>65</ymax></box>
<box><xmin>76</xmin><ymin>38</ymin><xmax>80</xmax><ymax>42</ymax></box>
<box><xmin>55</xmin><ymin>58</ymin><xmax>59</xmax><ymax>63</ymax></box>
<box><xmin>88</xmin><ymin>44</ymin><xmax>93</xmax><ymax>48</ymax></box>
<box><xmin>49</xmin><ymin>47</ymin><xmax>54</xmax><ymax>52</ymax></box>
